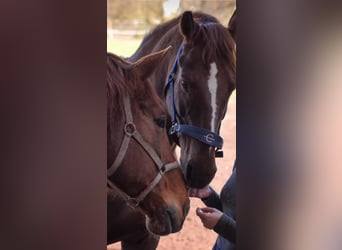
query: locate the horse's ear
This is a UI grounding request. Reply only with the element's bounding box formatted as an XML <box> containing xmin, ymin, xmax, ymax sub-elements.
<box><xmin>180</xmin><ymin>11</ymin><xmax>198</xmax><ymax>42</ymax></box>
<box><xmin>228</xmin><ymin>9</ymin><xmax>236</xmax><ymax>41</ymax></box>
<box><xmin>134</xmin><ymin>46</ymin><xmax>172</xmax><ymax>80</ymax></box>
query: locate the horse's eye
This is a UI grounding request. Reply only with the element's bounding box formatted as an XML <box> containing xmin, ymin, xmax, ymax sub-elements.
<box><xmin>154</xmin><ymin>117</ymin><xmax>167</xmax><ymax>128</ymax></box>
<box><xmin>180</xmin><ymin>80</ymin><xmax>189</xmax><ymax>92</ymax></box>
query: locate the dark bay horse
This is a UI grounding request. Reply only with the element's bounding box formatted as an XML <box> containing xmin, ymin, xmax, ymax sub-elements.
<box><xmin>107</xmin><ymin>48</ymin><xmax>190</xmax><ymax>247</ymax></box>
<box><xmin>130</xmin><ymin>11</ymin><xmax>236</xmax><ymax>188</ymax></box>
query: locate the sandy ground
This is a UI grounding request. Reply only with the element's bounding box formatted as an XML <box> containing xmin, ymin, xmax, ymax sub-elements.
<box><xmin>108</xmin><ymin>92</ymin><xmax>235</xmax><ymax>250</ymax></box>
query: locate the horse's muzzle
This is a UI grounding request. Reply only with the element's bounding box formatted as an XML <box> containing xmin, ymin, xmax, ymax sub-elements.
<box><xmin>184</xmin><ymin>159</ymin><xmax>217</xmax><ymax>188</ymax></box>
<box><xmin>146</xmin><ymin>204</ymin><xmax>188</xmax><ymax>235</ymax></box>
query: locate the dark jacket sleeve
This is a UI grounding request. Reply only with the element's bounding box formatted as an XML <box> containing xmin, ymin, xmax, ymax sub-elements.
<box><xmin>214</xmin><ymin>213</ymin><xmax>236</xmax><ymax>243</ymax></box>
<box><xmin>201</xmin><ymin>186</ymin><xmax>223</xmax><ymax>211</ymax></box>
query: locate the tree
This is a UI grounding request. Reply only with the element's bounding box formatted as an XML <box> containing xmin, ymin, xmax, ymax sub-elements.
<box><xmin>107</xmin><ymin>0</ymin><xmax>164</xmax><ymax>29</ymax></box>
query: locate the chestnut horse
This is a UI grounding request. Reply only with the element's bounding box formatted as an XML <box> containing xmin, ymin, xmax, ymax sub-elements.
<box><xmin>130</xmin><ymin>11</ymin><xmax>236</xmax><ymax>188</ymax></box>
<box><xmin>107</xmin><ymin>49</ymin><xmax>190</xmax><ymax>248</ymax></box>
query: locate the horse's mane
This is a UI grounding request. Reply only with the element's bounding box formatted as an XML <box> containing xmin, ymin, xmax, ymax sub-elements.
<box><xmin>135</xmin><ymin>12</ymin><xmax>219</xmax><ymax>51</ymax></box>
<box><xmin>131</xmin><ymin>12</ymin><xmax>236</xmax><ymax>74</ymax></box>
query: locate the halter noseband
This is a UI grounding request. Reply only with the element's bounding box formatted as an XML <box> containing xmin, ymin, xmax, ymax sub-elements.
<box><xmin>107</xmin><ymin>95</ymin><xmax>179</xmax><ymax>208</ymax></box>
<box><xmin>164</xmin><ymin>44</ymin><xmax>224</xmax><ymax>157</ymax></box>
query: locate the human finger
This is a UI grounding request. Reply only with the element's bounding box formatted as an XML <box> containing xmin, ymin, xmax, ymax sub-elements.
<box><xmin>199</xmin><ymin>207</ymin><xmax>217</xmax><ymax>213</ymax></box>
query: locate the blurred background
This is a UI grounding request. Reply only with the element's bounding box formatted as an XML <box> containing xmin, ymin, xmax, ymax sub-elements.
<box><xmin>107</xmin><ymin>0</ymin><xmax>236</xmax><ymax>57</ymax></box>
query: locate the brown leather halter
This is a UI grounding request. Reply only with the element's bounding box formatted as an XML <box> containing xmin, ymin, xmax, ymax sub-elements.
<box><xmin>107</xmin><ymin>95</ymin><xmax>179</xmax><ymax>208</ymax></box>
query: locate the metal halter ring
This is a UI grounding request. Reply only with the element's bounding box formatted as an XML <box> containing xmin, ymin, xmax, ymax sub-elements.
<box><xmin>160</xmin><ymin>165</ymin><xmax>166</xmax><ymax>174</ymax></box>
<box><xmin>127</xmin><ymin>197</ymin><xmax>140</xmax><ymax>208</ymax></box>
<box><xmin>124</xmin><ymin>122</ymin><xmax>136</xmax><ymax>136</ymax></box>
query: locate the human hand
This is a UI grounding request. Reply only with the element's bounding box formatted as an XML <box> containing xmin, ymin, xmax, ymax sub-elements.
<box><xmin>196</xmin><ymin>207</ymin><xmax>223</xmax><ymax>229</ymax></box>
<box><xmin>188</xmin><ymin>185</ymin><xmax>212</xmax><ymax>199</ymax></box>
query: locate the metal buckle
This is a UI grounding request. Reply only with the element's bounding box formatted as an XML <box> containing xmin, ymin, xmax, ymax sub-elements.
<box><xmin>169</xmin><ymin>124</ymin><xmax>178</xmax><ymax>135</ymax></box>
<box><xmin>215</xmin><ymin>148</ymin><xmax>224</xmax><ymax>158</ymax></box>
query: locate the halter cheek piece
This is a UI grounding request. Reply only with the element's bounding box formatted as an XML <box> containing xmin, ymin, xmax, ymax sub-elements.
<box><xmin>164</xmin><ymin>44</ymin><xmax>224</xmax><ymax>158</ymax></box>
<box><xmin>107</xmin><ymin>95</ymin><xmax>179</xmax><ymax>208</ymax></box>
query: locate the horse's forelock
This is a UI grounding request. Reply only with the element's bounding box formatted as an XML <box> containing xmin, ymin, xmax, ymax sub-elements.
<box><xmin>194</xmin><ymin>23</ymin><xmax>236</xmax><ymax>71</ymax></box>
<box><xmin>163</xmin><ymin>12</ymin><xmax>236</xmax><ymax>72</ymax></box>
<box><xmin>106</xmin><ymin>53</ymin><xmax>134</xmax><ymax>115</ymax></box>
<box><xmin>106</xmin><ymin>53</ymin><xmax>163</xmax><ymax>118</ymax></box>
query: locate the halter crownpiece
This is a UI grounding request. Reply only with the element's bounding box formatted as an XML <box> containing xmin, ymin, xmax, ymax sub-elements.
<box><xmin>164</xmin><ymin>42</ymin><xmax>224</xmax><ymax>158</ymax></box>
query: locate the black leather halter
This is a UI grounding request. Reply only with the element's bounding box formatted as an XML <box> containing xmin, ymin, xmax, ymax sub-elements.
<box><xmin>163</xmin><ymin>44</ymin><xmax>224</xmax><ymax>158</ymax></box>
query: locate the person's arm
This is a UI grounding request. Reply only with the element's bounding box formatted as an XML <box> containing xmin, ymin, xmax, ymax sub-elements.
<box><xmin>213</xmin><ymin>213</ymin><xmax>236</xmax><ymax>243</ymax></box>
<box><xmin>196</xmin><ymin>207</ymin><xmax>236</xmax><ymax>243</ymax></box>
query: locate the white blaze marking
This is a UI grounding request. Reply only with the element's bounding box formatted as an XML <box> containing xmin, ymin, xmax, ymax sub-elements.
<box><xmin>208</xmin><ymin>63</ymin><xmax>218</xmax><ymax>132</ymax></box>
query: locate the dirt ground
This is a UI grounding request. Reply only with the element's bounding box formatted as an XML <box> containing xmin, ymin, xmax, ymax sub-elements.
<box><xmin>108</xmin><ymin>93</ymin><xmax>235</xmax><ymax>250</ymax></box>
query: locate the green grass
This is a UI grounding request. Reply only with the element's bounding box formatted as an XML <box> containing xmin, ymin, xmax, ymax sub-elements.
<box><xmin>107</xmin><ymin>38</ymin><xmax>142</xmax><ymax>57</ymax></box>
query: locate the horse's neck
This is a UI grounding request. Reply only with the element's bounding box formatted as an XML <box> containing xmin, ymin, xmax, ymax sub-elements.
<box><xmin>129</xmin><ymin>30</ymin><xmax>168</xmax><ymax>62</ymax></box>
<box><xmin>129</xmin><ymin>18</ymin><xmax>180</xmax><ymax>61</ymax></box>
<box><xmin>129</xmin><ymin>38</ymin><xmax>157</xmax><ymax>62</ymax></box>
<box><xmin>129</xmin><ymin>25</ymin><xmax>183</xmax><ymax>98</ymax></box>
